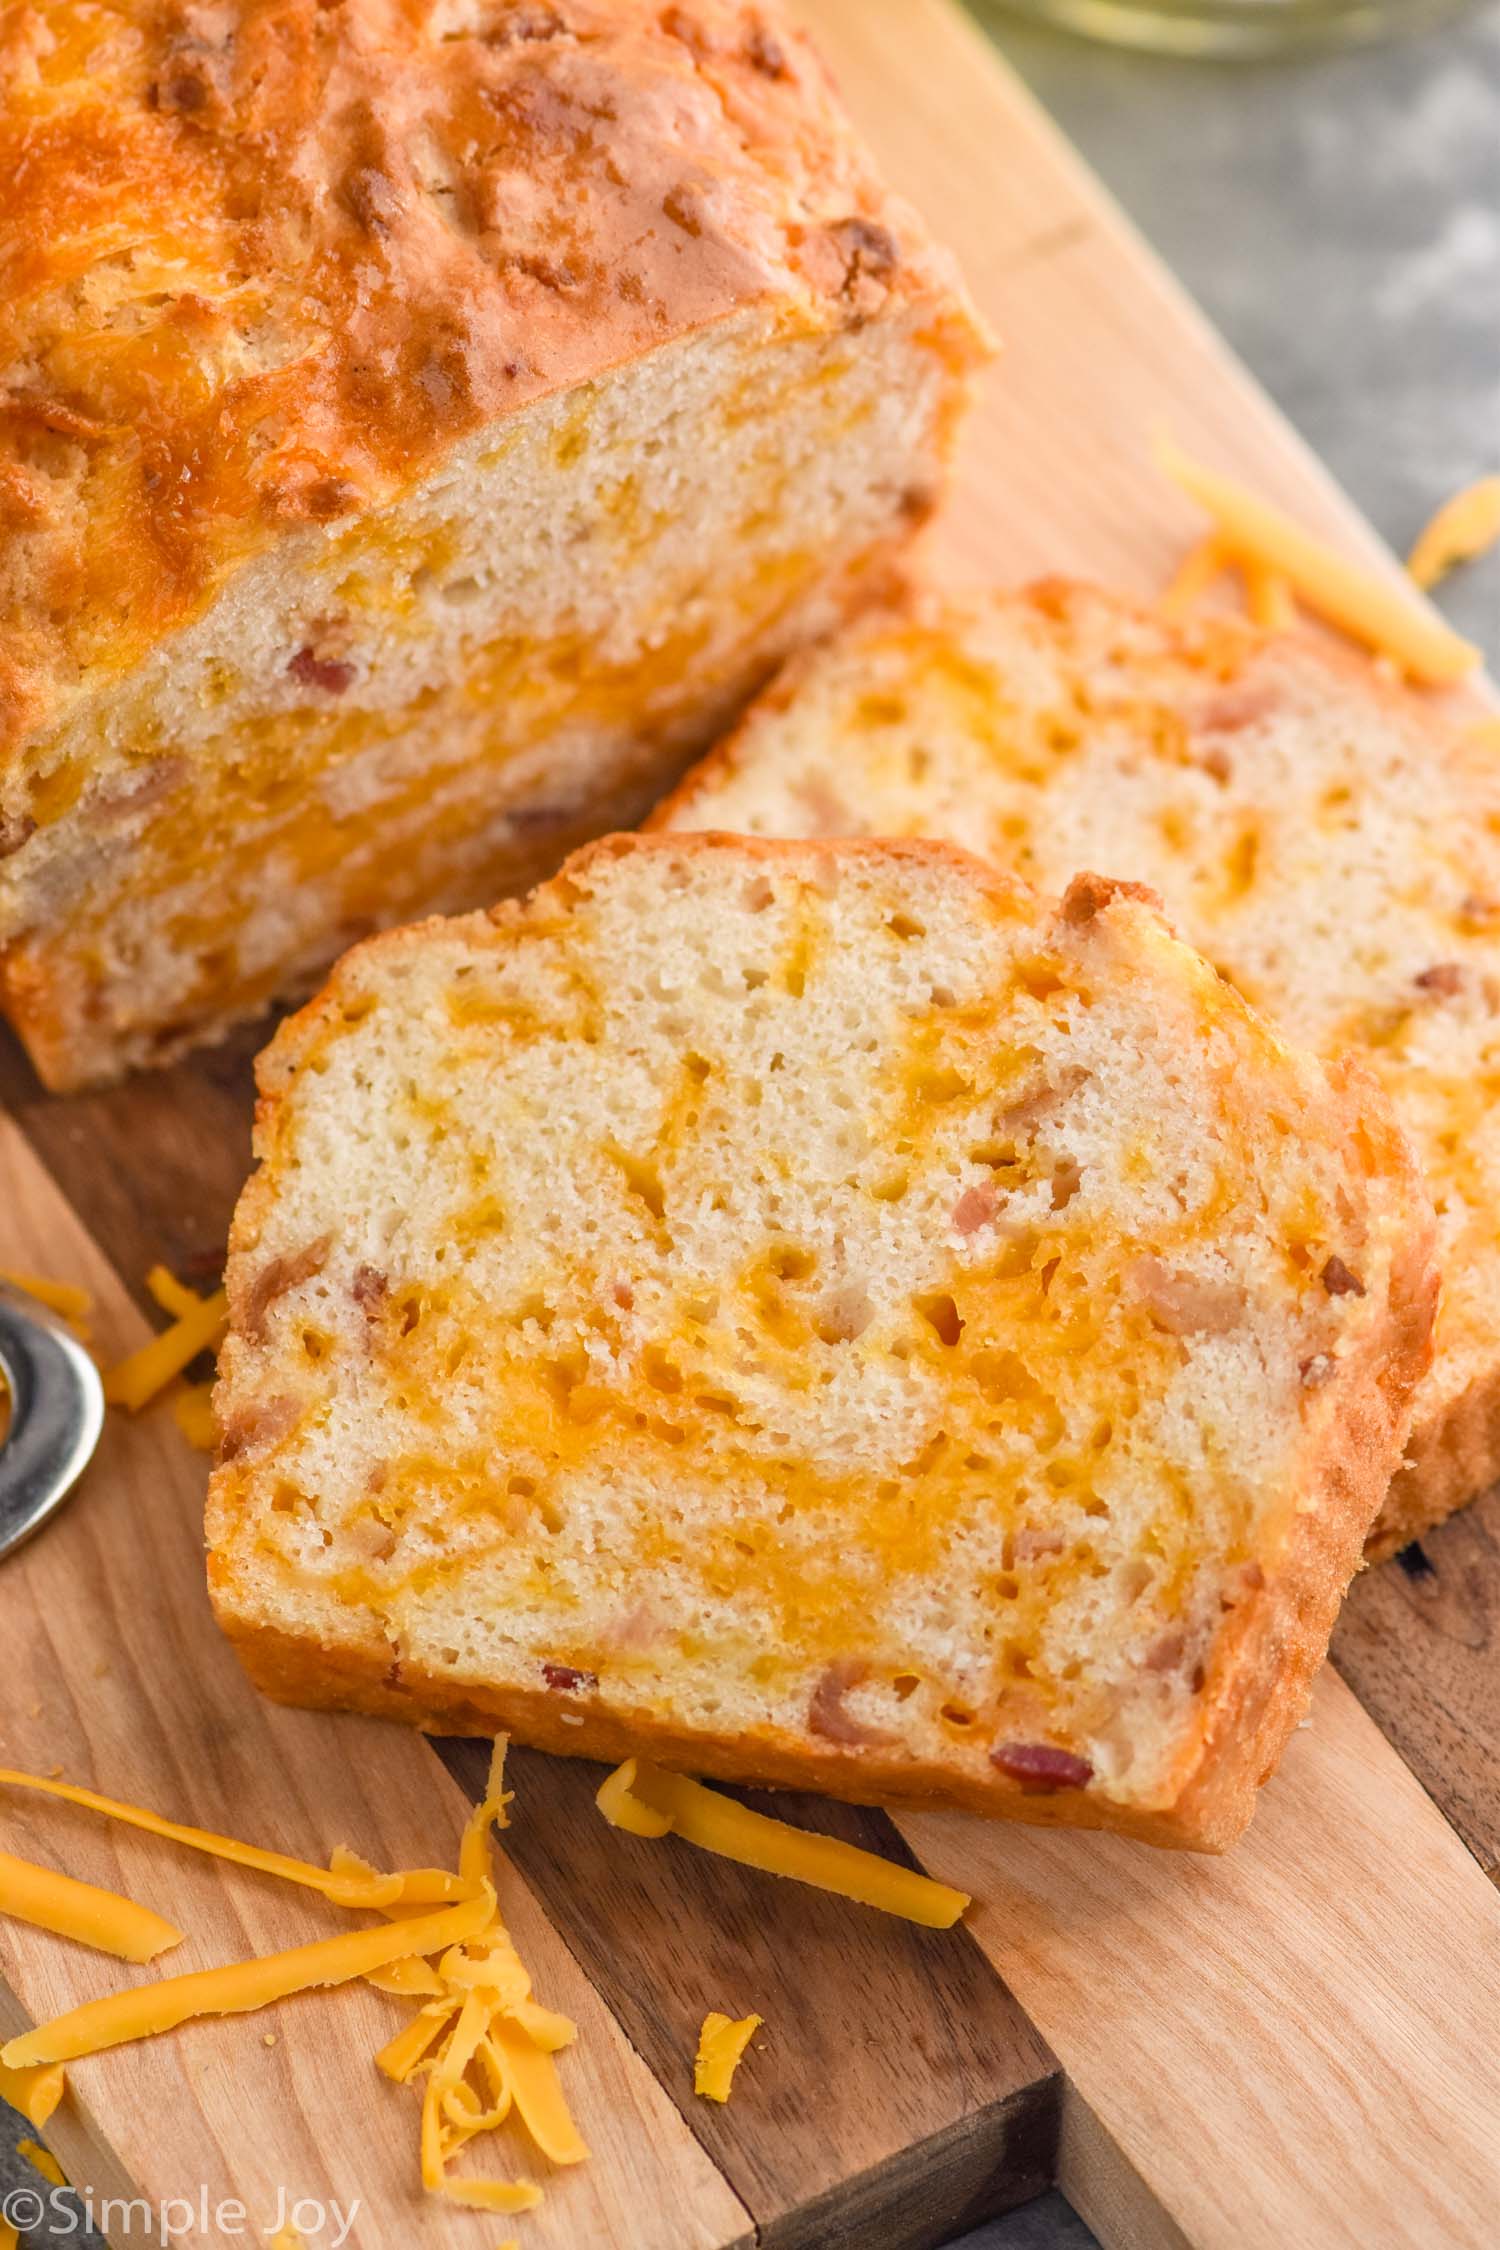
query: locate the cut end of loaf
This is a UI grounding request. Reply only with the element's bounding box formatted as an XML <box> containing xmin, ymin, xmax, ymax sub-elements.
<box><xmin>0</xmin><ymin>0</ymin><xmax>987</xmax><ymax>1088</ymax></box>
<box><xmin>208</xmin><ymin>834</ymin><xmax>1434</xmax><ymax>1848</ymax></box>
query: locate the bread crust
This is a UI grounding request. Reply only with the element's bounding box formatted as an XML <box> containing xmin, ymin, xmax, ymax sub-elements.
<box><xmin>0</xmin><ymin>0</ymin><xmax>986</xmax><ymax>763</ymax></box>
<box><xmin>210</xmin><ymin>838</ymin><xmax>1437</xmax><ymax>1848</ymax></box>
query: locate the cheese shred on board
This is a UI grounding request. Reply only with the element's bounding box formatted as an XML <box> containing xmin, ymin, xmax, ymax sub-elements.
<box><xmin>1241</xmin><ymin>556</ymin><xmax>1296</xmax><ymax>632</ymax></box>
<box><xmin>15</xmin><ymin>2137</ymin><xmax>65</xmax><ymax>2187</ymax></box>
<box><xmin>0</xmin><ymin>2057</ymin><xmax>65</xmax><ymax>2127</ymax></box>
<box><xmin>694</xmin><ymin>2011</ymin><xmax>762</xmax><ymax>2103</ymax></box>
<box><xmin>596</xmin><ymin>1758</ymin><xmax>970</xmax><ymax>1929</ymax></box>
<box><xmin>0</xmin><ymin>1846</ymin><xmax>181</xmax><ymax>1964</ymax></box>
<box><xmin>1157</xmin><ymin>436</ymin><xmax>1481</xmax><ymax>684</ymax></box>
<box><xmin>0</xmin><ymin>1270</ymin><xmax>92</xmax><ymax>1340</ymax></box>
<box><xmin>0</xmin><ymin>1767</ymin><xmax>461</xmax><ymax>1910</ymax></box>
<box><xmin>1407</xmin><ymin>475</ymin><xmax>1500</xmax><ymax>590</ymax></box>
<box><xmin>1158</xmin><ymin>533</ymin><xmax>1232</xmax><ymax>619</ymax></box>
<box><xmin>103</xmin><ymin>1285</ymin><xmax>228</xmax><ymax>1412</ymax></box>
<box><xmin>0</xmin><ymin>1742</ymin><xmax>588</xmax><ymax>2228</ymax></box>
<box><xmin>145</xmin><ymin>1265</ymin><xmax>205</xmax><ymax>1321</ymax></box>
<box><xmin>171</xmin><ymin>1382</ymin><xmax>218</xmax><ymax>1451</ymax></box>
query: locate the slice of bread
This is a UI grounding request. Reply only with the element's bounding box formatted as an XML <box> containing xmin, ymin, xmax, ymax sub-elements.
<box><xmin>657</xmin><ymin>582</ymin><xmax>1494</xmax><ymax>1556</ymax></box>
<box><xmin>208</xmin><ymin>833</ymin><xmax>1435</xmax><ymax>1849</ymax></box>
<box><xmin>0</xmin><ymin>0</ymin><xmax>984</xmax><ymax>1089</ymax></box>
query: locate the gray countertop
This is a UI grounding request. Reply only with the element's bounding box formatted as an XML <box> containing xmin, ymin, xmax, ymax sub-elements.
<box><xmin>950</xmin><ymin>5</ymin><xmax>1497</xmax><ymax>2243</ymax></box>
<box><xmin>979</xmin><ymin>0</ymin><xmax>1500</xmax><ymax>664</ymax></box>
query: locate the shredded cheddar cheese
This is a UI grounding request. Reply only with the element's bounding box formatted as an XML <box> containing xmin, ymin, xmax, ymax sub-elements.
<box><xmin>0</xmin><ymin>1743</ymin><xmax>587</xmax><ymax>2233</ymax></box>
<box><xmin>15</xmin><ymin>2138</ymin><xmax>65</xmax><ymax>2187</ymax></box>
<box><xmin>2</xmin><ymin>1889</ymin><xmax>496</xmax><ymax>2067</ymax></box>
<box><xmin>0</xmin><ymin>1271</ymin><xmax>92</xmax><ymax>1340</ymax></box>
<box><xmin>171</xmin><ymin>1382</ymin><xmax>218</xmax><ymax>1450</ymax></box>
<box><xmin>1408</xmin><ymin>475</ymin><xmax>1500</xmax><ymax>590</ymax></box>
<box><xmin>1157</xmin><ymin>437</ymin><xmax>1481</xmax><ymax>685</ymax></box>
<box><xmin>366</xmin><ymin>1956</ymin><xmax>445</xmax><ymax>1997</ymax></box>
<box><xmin>694</xmin><ymin>2011</ymin><xmax>762</xmax><ymax>2102</ymax></box>
<box><xmin>0</xmin><ymin>2058</ymin><xmax>65</xmax><ymax>2127</ymax></box>
<box><xmin>103</xmin><ymin>1287</ymin><xmax>228</xmax><ymax>1412</ymax></box>
<box><xmin>596</xmin><ymin>1759</ymin><xmax>970</xmax><ymax>1929</ymax></box>
<box><xmin>145</xmin><ymin>1265</ymin><xmax>205</xmax><ymax>1321</ymax></box>
<box><xmin>394</xmin><ymin>1739</ymin><xmax>586</xmax><ymax>2215</ymax></box>
<box><xmin>0</xmin><ymin>1847</ymin><xmax>181</xmax><ymax>1964</ymax></box>
<box><xmin>1241</xmin><ymin>557</ymin><xmax>1296</xmax><ymax>633</ymax></box>
<box><xmin>1158</xmin><ymin>534</ymin><xmax>1233</xmax><ymax>619</ymax></box>
<box><xmin>0</xmin><ymin>1768</ymin><xmax>460</xmax><ymax>1911</ymax></box>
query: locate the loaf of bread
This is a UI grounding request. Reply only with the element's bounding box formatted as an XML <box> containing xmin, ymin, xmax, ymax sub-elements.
<box><xmin>657</xmin><ymin>582</ymin><xmax>1497</xmax><ymax>1556</ymax></box>
<box><xmin>0</xmin><ymin>0</ymin><xmax>983</xmax><ymax>1090</ymax></box>
<box><xmin>207</xmin><ymin>833</ymin><xmax>1434</xmax><ymax>1849</ymax></box>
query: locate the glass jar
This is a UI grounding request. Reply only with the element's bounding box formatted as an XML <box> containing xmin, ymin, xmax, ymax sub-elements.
<box><xmin>992</xmin><ymin>0</ymin><xmax>1474</xmax><ymax>56</ymax></box>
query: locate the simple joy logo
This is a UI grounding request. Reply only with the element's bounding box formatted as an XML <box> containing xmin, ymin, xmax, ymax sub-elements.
<box><xmin>0</xmin><ymin>2182</ymin><xmax>360</xmax><ymax>2244</ymax></box>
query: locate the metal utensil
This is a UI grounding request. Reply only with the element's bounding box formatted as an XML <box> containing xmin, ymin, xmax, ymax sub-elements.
<box><xmin>0</xmin><ymin>1281</ymin><xmax>105</xmax><ymax>1562</ymax></box>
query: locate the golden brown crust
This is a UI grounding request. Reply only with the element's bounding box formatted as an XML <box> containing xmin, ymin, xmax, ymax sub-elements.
<box><xmin>1159</xmin><ymin>1059</ymin><xmax>1438</xmax><ymax>1844</ymax></box>
<box><xmin>210</xmin><ymin>836</ymin><xmax>1438</xmax><ymax>1849</ymax></box>
<box><xmin>0</xmin><ymin>0</ymin><xmax>985</xmax><ymax>760</ymax></box>
<box><xmin>1376</xmin><ymin>1374</ymin><xmax>1500</xmax><ymax>1559</ymax></box>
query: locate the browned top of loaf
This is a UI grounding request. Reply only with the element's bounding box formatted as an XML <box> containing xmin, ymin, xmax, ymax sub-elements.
<box><xmin>0</xmin><ymin>0</ymin><xmax>981</xmax><ymax>756</ymax></box>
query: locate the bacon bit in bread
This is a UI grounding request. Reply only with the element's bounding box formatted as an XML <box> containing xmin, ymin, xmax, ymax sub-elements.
<box><xmin>242</xmin><ymin>1237</ymin><xmax>332</xmax><ymax>1342</ymax></box>
<box><xmin>1300</xmin><ymin>1352</ymin><xmax>1336</xmax><ymax>1388</ymax></box>
<box><xmin>746</xmin><ymin>17</ymin><xmax>788</xmax><ymax>73</ymax></box>
<box><xmin>101</xmin><ymin>760</ymin><xmax>189</xmax><ymax>819</ymax></box>
<box><xmin>218</xmin><ymin>1394</ymin><xmax>300</xmax><ymax>1461</ymax></box>
<box><xmin>541</xmin><ymin>1663</ymin><xmax>598</xmax><ymax>1695</ymax></box>
<box><xmin>490</xmin><ymin>1</ymin><xmax>567</xmax><ymax>41</ymax></box>
<box><xmin>993</xmin><ymin>1067</ymin><xmax>1085</xmax><ymax>1143</ymax></box>
<box><xmin>814</xmin><ymin>1283</ymin><xmax>872</xmax><ymax>1344</ymax></box>
<box><xmin>505</xmin><ymin>801</ymin><xmax>583</xmax><ymax>835</ymax></box>
<box><xmin>350</xmin><ymin>1264</ymin><xmax>388</xmax><ymax>1316</ymax></box>
<box><xmin>1196</xmin><ymin>680</ymin><xmax>1281</xmax><ymax>735</ymax></box>
<box><xmin>1145</xmin><ymin>1630</ymin><xmax>1186</xmax><ymax>1673</ymax></box>
<box><xmin>1130</xmin><ymin>1258</ymin><xmax>1245</xmax><ymax>1337</ymax></box>
<box><xmin>792</xmin><ymin>776</ymin><xmax>855</xmax><ymax>835</ymax></box>
<box><xmin>830</xmin><ymin>215</ymin><xmax>899</xmax><ymax>285</ymax></box>
<box><xmin>1011</xmin><ymin>1527</ymin><xmax>1066</xmax><ymax>1565</ymax></box>
<box><xmin>990</xmin><ymin>1742</ymin><xmax>1093</xmax><ymax>1792</ymax></box>
<box><xmin>808</xmin><ymin>1660</ymin><xmax>898</xmax><ymax>1748</ymax></box>
<box><xmin>288</xmin><ymin>648</ymin><xmax>355</xmax><ymax>695</ymax></box>
<box><xmin>1321</xmin><ymin>1256</ymin><xmax>1365</xmax><ymax>1298</ymax></box>
<box><xmin>952</xmin><ymin>1182</ymin><xmax>999</xmax><ymax>1235</ymax></box>
<box><xmin>1059</xmin><ymin>871</ymin><xmax>1160</xmax><ymax>927</ymax></box>
<box><xmin>1221</xmin><ymin>1561</ymin><xmax>1267</xmax><ymax>1610</ymax></box>
<box><xmin>1414</xmin><ymin>963</ymin><xmax>1464</xmax><ymax>997</ymax></box>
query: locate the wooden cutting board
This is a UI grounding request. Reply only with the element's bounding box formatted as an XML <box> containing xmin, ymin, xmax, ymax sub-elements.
<box><xmin>2</xmin><ymin>4</ymin><xmax>1498</xmax><ymax>2246</ymax></box>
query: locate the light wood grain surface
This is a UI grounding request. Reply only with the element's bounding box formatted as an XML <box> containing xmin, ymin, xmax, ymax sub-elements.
<box><xmin>3</xmin><ymin>2</ymin><xmax>1498</xmax><ymax>2245</ymax></box>
<box><xmin>900</xmin><ymin>1671</ymin><xmax>1500</xmax><ymax>2249</ymax></box>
